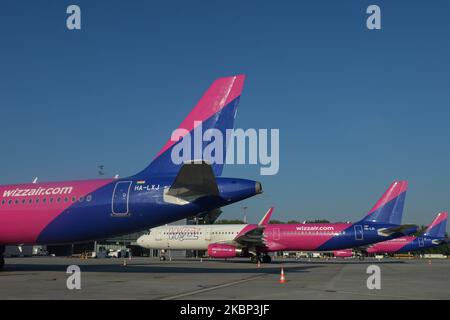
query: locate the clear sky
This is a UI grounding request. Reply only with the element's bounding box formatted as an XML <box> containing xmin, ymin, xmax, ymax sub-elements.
<box><xmin>0</xmin><ymin>1</ymin><xmax>449</xmax><ymax>230</ymax></box>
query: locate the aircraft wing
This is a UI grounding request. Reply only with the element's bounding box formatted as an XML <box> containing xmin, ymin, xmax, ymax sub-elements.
<box><xmin>233</xmin><ymin>207</ymin><xmax>274</xmax><ymax>249</ymax></box>
<box><xmin>233</xmin><ymin>225</ymin><xmax>267</xmax><ymax>248</ymax></box>
<box><xmin>164</xmin><ymin>161</ymin><xmax>219</xmax><ymax>204</ymax></box>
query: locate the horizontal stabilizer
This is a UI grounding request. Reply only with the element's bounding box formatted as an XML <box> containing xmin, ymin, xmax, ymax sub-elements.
<box><xmin>164</xmin><ymin>161</ymin><xmax>219</xmax><ymax>205</ymax></box>
<box><xmin>431</xmin><ymin>239</ymin><xmax>448</xmax><ymax>246</ymax></box>
<box><xmin>377</xmin><ymin>224</ymin><xmax>418</xmax><ymax>237</ymax></box>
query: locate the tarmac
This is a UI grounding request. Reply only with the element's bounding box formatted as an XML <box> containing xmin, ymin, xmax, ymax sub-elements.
<box><xmin>0</xmin><ymin>257</ymin><xmax>449</xmax><ymax>300</ymax></box>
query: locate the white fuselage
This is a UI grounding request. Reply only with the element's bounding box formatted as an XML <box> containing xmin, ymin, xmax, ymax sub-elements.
<box><xmin>137</xmin><ymin>224</ymin><xmax>247</xmax><ymax>250</ymax></box>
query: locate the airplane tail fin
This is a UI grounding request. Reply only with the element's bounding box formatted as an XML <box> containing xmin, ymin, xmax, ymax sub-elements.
<box><xmin>360</xmin><ymin>181</ymin><xmax>408</xmax><ymax>225</ymax></box>
<box><xmin>258</xmin><ymin>207</ymin><xmax>274</xmax><ymax>226</ymax></box>
<box><xmin>136</xmin><ymin>75</ymin><xmax>245</xmax><ymax>177</ymax></box>
<box><xmin>423</xmin><ymin>212</ymin><xmax>448</xmax><ymax>238</ymax></box>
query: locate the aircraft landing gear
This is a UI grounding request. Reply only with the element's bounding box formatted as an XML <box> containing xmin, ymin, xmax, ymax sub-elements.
<box><xmin>0</xmin><ymin>245</ymin><xmax>5</xmax><ymax>271</ymax></box>
<box><xmin>251</xmin><ymin>254</ymin><xmax>272</xmax><ymax>264</ymax></box>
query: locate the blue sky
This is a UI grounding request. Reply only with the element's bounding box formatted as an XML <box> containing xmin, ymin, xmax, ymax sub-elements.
<box><xmin>0</xmin><ymin>1</ymin><xmax>449</xmax><ymax>230</ymax></box>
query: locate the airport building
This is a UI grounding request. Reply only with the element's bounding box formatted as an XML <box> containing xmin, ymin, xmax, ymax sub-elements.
<box><xmin>5</xmin><ymin>211</ymin><xmax>220</xmax><ymax>258</ymax></box>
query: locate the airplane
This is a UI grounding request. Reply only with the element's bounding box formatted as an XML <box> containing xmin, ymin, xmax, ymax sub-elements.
<box><xmin>365</xmin><ymin>211</ymin><xmax>448</xmax><ymax>255</ymax></box>
<box><xmin>137</xmin><ymin>207</ymin><xmax>275</xmax><ymax>262</ymax></box>
<box><xmin>0</xmin><ymin>75</ymin><xmax>263</xmax><ymax>270</ymax></box>
<box><xmin>137</xmin><ymin>181</ymin><xmax>418</xmax><ymax>263</ymax></box>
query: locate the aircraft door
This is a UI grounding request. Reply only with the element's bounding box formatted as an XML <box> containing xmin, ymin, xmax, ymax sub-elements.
<box><xmin>418</xmin><ymin>237</ymin><xmax>424</xmax><ymax>247</ymax></box>
<box><xmin>112</xmin><ymin>181</ymin><xmax>132</xmax><ymax>216</ymax></box>
<box><xmin>354</xmin><ymin>225</ymin><xmax>364</xmax><ymax>240</ymax></box>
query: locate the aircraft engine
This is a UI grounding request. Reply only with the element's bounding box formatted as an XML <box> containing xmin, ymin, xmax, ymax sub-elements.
<box><xmin>207</xmin><ymin>244</ymin><xmax>242</xmax><ymax>258</ymax></box>
<box><xmin>333</xmin><ymin>249</ymin><xmax>353</xmax><ymax>258</ymax></box>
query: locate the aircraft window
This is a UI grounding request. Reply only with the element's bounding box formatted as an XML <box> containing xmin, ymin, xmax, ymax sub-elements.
<box><xmin>79</xmin><ymin>196</ymin><xmax>84</xmax><ymax>202</ymax></box>
<box><xmin>57</xmin><ymin>197</ymin><xmax>61</xmax><ymax>203</ymax></box>
<box><xmin>64</xmin><ymin>197</ymin><xmax>69</xmax><ymax>203</ymax></box>
<box><xmin>42</xmin><ymin>198</ymin><xmax>46</xmax><ymax>203</ymax></box>
<box><xmin>29</xmin><ymin>198</ymin><xmax>33</xmax><ymax>204</ymax></box>
<box><xmin>8</xmin><ymin>200</ymin><xmax>12</xmax><ymax>205</ymax></box>
<box><xmin>15</xmin><ymin>199</ymin><xmax>19</xmax><ymax>205</ymax></box>
<box><xmin>86</xmin><ymin>195</ymin><xmax>92</xmax><ymax>202</ymax></box>
<box><xmin>22</xmin><ymin>199</ymin><xmax>26</xmax><ymax>204</ymax></box>
<box><xmin>49</xmin><ymin>198</ymin><xmax>54</xmax><ymax>203</ymax></box>
<box><xmin>36</xmin><ymin>198</ymin><xmax>39</xmax><ymax>204</ymax></box>
<box><xmin>72</xmin><ymin>196</ymin><xmax>76</xmax><ymax>202</ymax></box>
<box><xmin>1</xmin><ymin>200</ymin><xmax>4</xmax><ymax>205</ymax></box>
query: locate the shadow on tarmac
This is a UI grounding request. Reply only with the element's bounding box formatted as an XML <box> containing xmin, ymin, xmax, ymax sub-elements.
<box><xmin>290</xmin><ymin>259</ymin><xmax>407</xmax><ymax>265</ymax></box>
<box><xmin>1</xmin><ymin>259</ymin><xmax>322</xmax><ymax>274</ymax></box>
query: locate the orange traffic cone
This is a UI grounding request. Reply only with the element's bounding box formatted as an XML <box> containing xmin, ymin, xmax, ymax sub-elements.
<box><xmin>279</xmin><ymin>267</ymin><xmax>286</xmax><ymax>283</ymax></box>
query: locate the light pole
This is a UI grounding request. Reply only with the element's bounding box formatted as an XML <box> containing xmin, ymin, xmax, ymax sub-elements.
<box><xmin>242</xmin><ymin>206</ymin><xmax>248</xmax><ymax>224</ymax></box>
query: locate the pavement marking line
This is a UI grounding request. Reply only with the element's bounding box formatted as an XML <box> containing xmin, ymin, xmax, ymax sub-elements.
<box><xmin>323</xmin><ymin>263</ymin><xmax>348</xmax><ymax>292</ymax></box>
<box><xmin>159</xmin><ymin>274</ymin><xmax>268</xmax><ymax>300</ymax></box>
<box><xmin>331</xmin><ymin>289</ymin><xmax>427</xmax><ymax>300</ymax></box>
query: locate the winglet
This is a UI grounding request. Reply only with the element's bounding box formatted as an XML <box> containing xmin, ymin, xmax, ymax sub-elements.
<box><xmin>258</xmin><ymin>207</ymin><xmax>274</xmax><ymax>226</ymax></box>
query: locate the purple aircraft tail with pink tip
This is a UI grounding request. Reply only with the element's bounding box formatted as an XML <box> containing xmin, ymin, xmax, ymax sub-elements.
<box><xmin>423</xmin><ymin>211</ymin><xmax>448</xmax><ymax>238</ymax></box>
<box><xmin>359</xmin><ymin>181</ymin><xmax>408</xmax><ymax>225</ymax></box>
<box><xmin>136</xmin><ymin>75</ymin><xmax>246</xmax><ymax>177</ymax></box>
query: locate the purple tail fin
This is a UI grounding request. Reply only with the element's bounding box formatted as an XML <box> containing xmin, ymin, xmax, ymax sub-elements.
<box><xmin>136</xmin><ymin>75</ymin><xmax>245</xmax><ymax>177</ymax></box>
<box><xmin>423</xmin><ymin>212</ymin><xmax>448</xmax><ymax>238</ymax></box>
<box><xmin>360</xmin><ymin>181</ymin><xmax>408</xmax><ymax>225</ymax></box>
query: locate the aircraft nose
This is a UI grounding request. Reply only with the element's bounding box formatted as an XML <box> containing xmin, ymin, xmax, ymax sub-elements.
<box><xmin>137</xmin><ymin>236</ymin><xmax>144</xmax><ymax>246</ymax></box>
